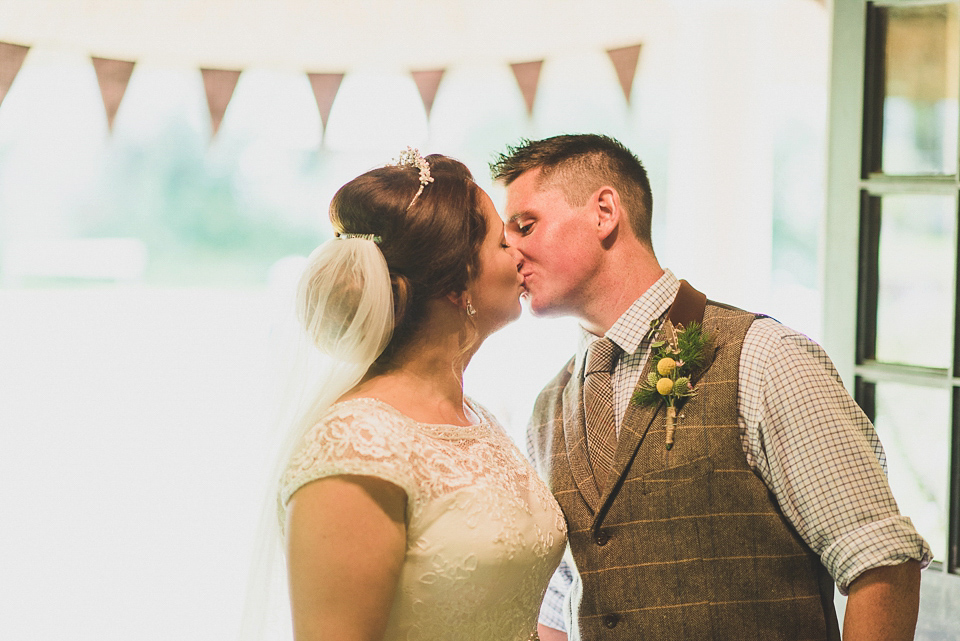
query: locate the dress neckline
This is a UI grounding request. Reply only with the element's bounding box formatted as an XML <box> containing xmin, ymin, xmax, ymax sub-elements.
<box><xmin>332</xmin><ymin>396</ymin><xmax>492</xmax><ymax>439</ymax></box>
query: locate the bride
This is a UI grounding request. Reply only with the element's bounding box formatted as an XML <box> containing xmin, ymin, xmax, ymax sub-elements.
<box><xmin>275</xmin><ymin>150</ymin><xmax>566</xmax><ymax>640</ymax></box>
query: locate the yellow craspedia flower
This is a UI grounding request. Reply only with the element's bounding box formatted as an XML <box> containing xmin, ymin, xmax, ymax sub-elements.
<box><xmin>656</xmin><ymin>377</ymin><xmax>674</xmax><ymax>395</ymax></box>
<box><xmin>656</xmin><ymin>357</ymin><xmax>676</xmax><ymax>376</ymax></box>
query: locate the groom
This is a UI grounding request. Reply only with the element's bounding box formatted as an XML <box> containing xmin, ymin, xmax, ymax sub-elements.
<box><xmin>491</xmin><ymin>134</ymin><xmax>930</xmax><ymax>641</ymax></box>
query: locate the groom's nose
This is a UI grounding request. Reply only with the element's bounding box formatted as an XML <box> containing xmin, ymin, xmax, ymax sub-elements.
<box><xmin>507</xmin><ymin>246</ymin><xmax>523</xmax><ymax>268</ymax></box>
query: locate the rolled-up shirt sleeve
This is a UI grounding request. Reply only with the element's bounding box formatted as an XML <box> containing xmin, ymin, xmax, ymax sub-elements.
<box><xmin>738</xmin><ymin>319</ymin><xmax>932</xmax><ymax>594</ymax></box>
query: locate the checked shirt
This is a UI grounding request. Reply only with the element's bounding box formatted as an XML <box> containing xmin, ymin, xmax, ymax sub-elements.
<box><xmin>535</xmin><ymin>269</ymin><xmax>931</xmax><ymax>632</ymax></box>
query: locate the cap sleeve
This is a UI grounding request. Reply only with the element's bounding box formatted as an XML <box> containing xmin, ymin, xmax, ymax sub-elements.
<box><xmin>280</xmin><ymin>401</ymin><xmax>419</xmax><ymax>509</ymax></box>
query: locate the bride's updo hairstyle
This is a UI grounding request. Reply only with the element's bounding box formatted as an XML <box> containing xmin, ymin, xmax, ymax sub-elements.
<box><xmin>241</xmin><ymin>153</ymin><xmax>492</xmax><ymax>636</ymax></box>
<box><xmin>301</xmin><ymin>154</ymin><xmax>488</xmax><ymax>371</ymax></box>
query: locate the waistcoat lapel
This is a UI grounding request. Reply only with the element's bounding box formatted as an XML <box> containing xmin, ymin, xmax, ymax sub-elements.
<box><xmin>562</xmin><ymin>359</ymin><xmax>601</xmax><ymax>512</ymax></box>
<box><xmin>598</xmin><ymin>280</ymin><xmax>715</xmax><ymax>509</ymax></box>
<box><xmin>598</xmin><ymin>355</ymin><xmax>661</xmax><ymax>511</ymax></box>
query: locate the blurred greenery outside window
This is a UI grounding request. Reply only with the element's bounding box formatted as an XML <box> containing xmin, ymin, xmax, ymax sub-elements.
<box><xmin>0</xmin><ymin>55</ymin><xmax>824</xmax><ymax>294</ymax></box>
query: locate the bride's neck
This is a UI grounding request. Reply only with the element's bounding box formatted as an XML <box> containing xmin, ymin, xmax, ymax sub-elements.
<box><xmin>347</xmin><ymin>320</ymin><xmax>478</xmax><ymax>426</ymax></box>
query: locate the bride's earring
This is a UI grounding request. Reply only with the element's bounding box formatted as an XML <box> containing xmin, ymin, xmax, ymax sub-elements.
<box><xmin>465</xmin><ymin>300</ymin><xmax>477</xmax><ymax>318</ymax></box>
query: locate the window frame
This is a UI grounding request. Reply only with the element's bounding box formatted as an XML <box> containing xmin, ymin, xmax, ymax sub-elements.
<box><xmin>825</xmin><ymin>0</ymin><xmax>959</xmax><ymax>574</ymax></box>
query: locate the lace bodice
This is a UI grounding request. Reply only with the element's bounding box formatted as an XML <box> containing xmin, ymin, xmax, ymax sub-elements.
<box><xmin>280</xmin><ymin>397</ymin><xmax>567</xmax><ymax>641</ymax></box>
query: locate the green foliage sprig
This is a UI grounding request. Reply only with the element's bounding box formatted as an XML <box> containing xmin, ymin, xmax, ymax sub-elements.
<box><xmin>632</xmin><ymin>319</ymin><xmax>710</xmax><ymax>449</ymax></box>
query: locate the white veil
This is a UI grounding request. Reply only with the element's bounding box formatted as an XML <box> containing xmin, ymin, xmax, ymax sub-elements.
<box><xmin>239</xmin><ymin>235</ymin><xmax>394</xmax><ymax>641</ymax></box>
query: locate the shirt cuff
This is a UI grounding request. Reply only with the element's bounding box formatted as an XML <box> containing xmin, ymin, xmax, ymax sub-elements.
<box><xmin>538</xmin><ymin>564</ymin><xmax>571</xmax><ymax>631</ymax></box>
<box><xmin>822</xmin><ymin>515</ymin><xmax>933</xmax><ymax>595</ymax></box>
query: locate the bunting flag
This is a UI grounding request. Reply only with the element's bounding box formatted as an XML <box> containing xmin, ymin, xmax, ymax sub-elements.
<box><xmin>411</xmin><ymin>69</ymin><xmax>445</xmax><ymax>118</ymax></box>
<box><xmin>606</xmin><ymin>44</ymin><xmax>641</xmax><ymax>104</ymax></box>
<box><xmin>1</xmin><ymin>42</ymin><xmax>642</xmax><ymax>129</ymax></box>
<box><xmin>91</xmin><ymin>56</ymin><xmax>136</xmax><ymax>131</ymax></box>
<box><xmin>0</xmin><ymin>42</ymin><xmax>30</xmax><ymax>108</ymax></box>
<box><xmin>306</xmin><ymin>72</ymin><xmax>344</xmax><ymax>132</ymax></box>
<box><xmin>509</xmin><ymin>60</ymin><xmax>543</xmax><ymax>116</ymax></box>
<box><xmin>200</xmin><ymin>68</ymin><xmax>242</xmax><ymax>137</ymax></box>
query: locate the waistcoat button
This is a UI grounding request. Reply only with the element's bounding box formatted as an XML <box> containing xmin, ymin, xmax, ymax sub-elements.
<box><xmin>602</xmin><ymin>613</ymin><xmax>620</xmax><ymax>628</ymax></box>
<box><xmin>595</xmin><ymin>530</ymin><xmax>610</xmax><ymax>546</ymax></box>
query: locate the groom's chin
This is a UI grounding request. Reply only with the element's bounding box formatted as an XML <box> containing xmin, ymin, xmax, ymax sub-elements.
<box><xmin>519</xmin><ymin>292</ymin><xmax>538</xmax><ymax>316</ymax></box>
<box><xmin>521</xmin><ymin>294</ymin><xmax>557</xmax><ymax>319</ymax></box>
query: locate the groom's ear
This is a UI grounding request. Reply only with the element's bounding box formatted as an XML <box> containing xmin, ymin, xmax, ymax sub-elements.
<box><xmin>595</xmin><ymin>186</ymin><xmax>621</xmax><ymax>241</ymax></box>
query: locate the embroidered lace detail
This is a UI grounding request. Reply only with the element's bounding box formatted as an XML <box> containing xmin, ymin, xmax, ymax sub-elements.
<box><xmin>280</xmin><ymin>397</ymin><xmax>567</xmax><ymax>640</ymax></box>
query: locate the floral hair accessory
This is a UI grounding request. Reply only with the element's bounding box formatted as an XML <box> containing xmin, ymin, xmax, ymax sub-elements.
<box><xmin>336</xmin><ymin>232</ymin><xmax>382</xmax><ymax>243</ymax></box>
<box><xmin>632</xmin><ymin>319</ymin><xmax>709</xmax><ymax>450</ymax></box>
<box><xmin>391</xmin><ymin>147</ymin><xmax>434</xmax><ymax>208</ymax></box>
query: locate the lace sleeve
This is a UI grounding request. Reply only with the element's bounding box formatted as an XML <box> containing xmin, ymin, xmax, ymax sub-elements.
<box><xmin>279</xmin><ymin>402</ymin><xmax>419</xmax><ymax>509</ymax></box>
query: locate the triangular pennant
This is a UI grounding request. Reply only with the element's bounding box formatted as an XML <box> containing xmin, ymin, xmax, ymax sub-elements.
<box><xmin>0</xmin><ymin>42</ymin><xmax>30</xmax><ymax>108</ymax></box>
<box><xmin>509</xmin><ymin>60</ymin><xmax>543</xmax><ymax>116</ymax></box>
<box><xmin>411</xmin><ymin>69</ymin><xmax>445</xmax><ymax>118</ymax></box>
<box><xmin>606</xmin><ymin>44</ymin><xmax>641</xmax><ymax>104</ymax></box>
<box><xmin>306</xmin><ymin>72</ymin><xmax>344</xmax><ymax>131</ymax></box>
<box><xmin>91</xmin><ymin>56</ymin><xmax>135</xmax><ymax>131</ymax></box>
<box><xmin>200</xmin><ymin>68</ymin><xmax>242</xmax><ymax>137</ymax></box>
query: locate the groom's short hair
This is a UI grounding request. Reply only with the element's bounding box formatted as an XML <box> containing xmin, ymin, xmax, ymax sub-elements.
<box><xmin>490</xmin><ymin>134</ymin><xmax>653</xmax><ymax>248</ymax></box>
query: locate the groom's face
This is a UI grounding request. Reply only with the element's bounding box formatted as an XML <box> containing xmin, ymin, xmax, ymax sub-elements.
<box><xmin>504</xmin><ymin>168</ymin><xmax>601</xmax><ymax>318</ymax></box>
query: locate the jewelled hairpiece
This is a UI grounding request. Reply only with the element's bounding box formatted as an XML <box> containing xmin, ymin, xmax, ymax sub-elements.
<box><xmin>391</xmin><ymin>147</ymin><xmax>434</xmax><ymax>208</ymax></box>
<box><xmin>336</xmin><ymin>232</ymin><xmax>382</xmax><ymax>244</ymax></box>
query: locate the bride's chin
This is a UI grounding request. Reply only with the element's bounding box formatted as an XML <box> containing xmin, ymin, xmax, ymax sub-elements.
<box><xmin>489</xmin><ymin>303</ymin><xmax>523</xmax><ymax>334</ymax></box>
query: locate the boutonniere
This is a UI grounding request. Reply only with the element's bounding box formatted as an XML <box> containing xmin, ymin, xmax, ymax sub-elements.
<box><xmin>632</xmin><ymin>319</ymin><xmax>709</xmax><ymax>450</ymax></box>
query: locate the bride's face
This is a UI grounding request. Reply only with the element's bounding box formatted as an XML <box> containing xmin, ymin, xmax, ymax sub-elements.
<box><xmin>467</xmin><ymin>191</ymin><xmax>524</xmax><ymax>334</ymax></box>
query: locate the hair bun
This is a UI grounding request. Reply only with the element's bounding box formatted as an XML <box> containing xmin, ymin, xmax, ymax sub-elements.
<box><xmin>390</xmin><ymin>272</ymin><xmax>411</xmax><ymax>328</ymax></box>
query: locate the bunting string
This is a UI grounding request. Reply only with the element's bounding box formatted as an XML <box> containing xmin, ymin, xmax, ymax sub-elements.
<box><xmin>0</xmin><ymin>39</ymin><xmax>640</xmax><ymax>139</ymax></box>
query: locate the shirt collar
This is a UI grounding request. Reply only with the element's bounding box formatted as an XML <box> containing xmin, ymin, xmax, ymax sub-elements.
<box><xmin>575</xmin><ymin>268</ymin><xmax>681</xmax><ymax>373</ymax></box>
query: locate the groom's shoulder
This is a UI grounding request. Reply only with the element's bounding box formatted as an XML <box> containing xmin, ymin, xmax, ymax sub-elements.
<box><xmin>703</xmin><ymin>299</ymin><xmax>769</xmax><ymax>335</ymax></box>
<box><xmin>527</xmin><ymin>356</ymin><xmax>575</xmax><ymax>466</ymax></box>
<box><xmin>704</xmin><ymin>298</ymin><xmax>759</xmax><ymax>318</ymax></box>
<box><xmin>530</xmin><ymin>356</ymin><xmax>575</xmax><ymax>417</ymax></box>
<box><xmin>541</xmin><ymin>355</ymin><xmax>576</xmax><ymax>395</ymax></box>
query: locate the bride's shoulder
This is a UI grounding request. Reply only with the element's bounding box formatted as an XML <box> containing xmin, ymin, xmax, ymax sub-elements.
<box><xmin>318</xmin><ymin>397</ymin><xmax>416</xmax><ymax>432</ymax></box>
<box><xmin>293</xmin><ymin>398</ymin><xmax>420</xmax><ymax>464</ymax></box>
<box><xmin>281</xmin><ymin>397</ymin><xmax>422</xmax><ymax>513</ymax></box>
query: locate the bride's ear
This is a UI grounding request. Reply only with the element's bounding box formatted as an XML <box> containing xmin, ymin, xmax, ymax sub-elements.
<box><xmin>446</xmin><ymin>290</ymin><xmax>477</xmax><ymax>318</ymax></box>
<box><xmin>446</xmin><ymin>290</ymin><xmax>466</xmax><ymax>309</ymax></box>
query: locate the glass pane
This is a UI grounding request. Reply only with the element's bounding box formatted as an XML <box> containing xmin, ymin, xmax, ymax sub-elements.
<box><xmin>872</xmin><ymin>382</ymin><xmax>950</xmax><ymax>564</ymax></box>
<box><xmin>874</xmin><ymin>194</ymin><xmax>955</xmax><ymax>368</ymax></box>
<box><xmin>880</xmin><ymin>4</ymin><xmax>959</xmax><ymax>175</ymax></box>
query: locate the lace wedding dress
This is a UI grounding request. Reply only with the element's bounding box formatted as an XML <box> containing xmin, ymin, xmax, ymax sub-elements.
<box><xmin>280</xmin><ymin>397</ymin><xmax>567</xmax><ymax>640</ymax></box>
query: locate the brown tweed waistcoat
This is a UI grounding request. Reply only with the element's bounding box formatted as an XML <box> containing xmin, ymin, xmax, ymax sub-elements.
<box><xmin>529</xmin><ymin>284</ymin><xmax>840</xmax><ymax>641</ymax></box>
